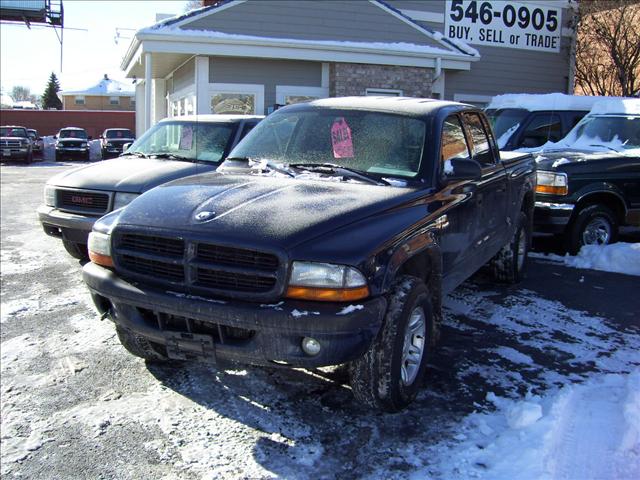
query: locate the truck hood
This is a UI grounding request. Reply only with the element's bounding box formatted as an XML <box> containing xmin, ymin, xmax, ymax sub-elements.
<box><xmin>115</xmin><ymin>173</ymin><xmax>423</xmax><ymax>250</ymax></box>
<box><xmin>534</xmin><ymin>149</ymin><xmax>635</xmax><ymax>170</ymax></box>
<box><xmin>47</xmin><ymin>157</ymin><xmax>218</xmax><ymax>193</ymax></box>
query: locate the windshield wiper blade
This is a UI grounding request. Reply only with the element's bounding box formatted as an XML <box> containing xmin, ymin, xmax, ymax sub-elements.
<box><xmin>122</xmin><ymin>151</ymin><xmax>148</xmax><ymax>158</ymax></box>
<box><xmin>289</xmin><ymin>163</ymin><xmax>390</xmax><ymax>186</ymax></box>
<box><xmin>588</xmin><ymin>144</ymin><xmax>620</xmax><ymax>152</ymax></box>
<box><xmin>151</xmin><ymin>153</ymin><xmax>196</xmax><ymax>162</ymax></box>
<box><xmin>228</xmin><ymin>156</ymin><xmax>296</xmax><ymax>177</ymax></box>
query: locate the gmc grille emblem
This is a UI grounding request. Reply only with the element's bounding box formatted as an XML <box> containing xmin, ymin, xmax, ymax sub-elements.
<box><xmin>71</xmin><ymin>195</ymin><xmax>93</xmax><ymax>205</ymax></box>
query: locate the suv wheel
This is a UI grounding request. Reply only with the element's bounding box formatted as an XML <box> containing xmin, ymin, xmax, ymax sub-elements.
<box><xmin>349</xmin><ymin>275</ymin><xmax>432</xmax><ymax>412</ymax></box>
<box><xmin>116</xmin><ymin>326</ymin><xmax>170</xmax><ymax>362</ymax></box>
<box><xmin>487</xmin><ymin>211</ymin><xmax>529</xmax><ymax>283</ymax></box>
<box><xmin>566</xmin><ymin>204</ymin><xmax>618</xmax><ymax>255</ymax></box>
<box><xmin>62</xmin><ymin>240</ymin><xmax>89</xmax><ymax>260</ymax></box>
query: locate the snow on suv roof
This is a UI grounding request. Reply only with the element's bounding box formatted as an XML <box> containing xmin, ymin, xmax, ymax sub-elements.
<box><xmin>293</xmin><ymin>96</ymin><xmax>465</xmax><ymax>116</ymax></box>
<box><xmin>159</xmin><ymin>114</ymin><xmax>264</xmax><ymax>123</ymax></box>
<box><xmin>487</xmin><ymin>93</ymin><xmax>607</xmax><ymax>112</ymax></box>
<box><xmin>588</xmin><ymin>97</ymin><xmax>640</xmax><ymax>115</ymax></box>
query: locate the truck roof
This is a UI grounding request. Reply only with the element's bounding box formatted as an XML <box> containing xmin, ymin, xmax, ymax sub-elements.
<box><xmin>160</xmin><ymin>114</ymin><xmax>264</xmax><ymax>123</ymax></box>
<box><xmin>287</xmin><ymin>96</ymin><xmax>470</xmax><ymax>116</ymax></box>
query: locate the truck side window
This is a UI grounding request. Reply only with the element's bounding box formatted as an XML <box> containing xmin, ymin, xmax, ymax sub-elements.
<box><xmin>464</xmin><ymin>113</ymin><xmax>495</xmax><ymax>166</ymax></box>
<box><xmin>519</xmin><ymin>113</ymin><xmax>562</xmax><ymax>148</ymax></box>
<box><xmin>441</xmin><ymin>115</ymin><xmax>471</xmax><ymax>174</ymax></box>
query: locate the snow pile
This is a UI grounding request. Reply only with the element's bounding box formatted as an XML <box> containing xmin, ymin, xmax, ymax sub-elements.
<box><xmin>487</xmin><ymin>93</ymin><xmax>605</xmax><ymax>112</ymax></box>
<box><xmin>589</xmin><ymin>97</ymin><xmax>640</xmax><ymax>115</ymax></box>
<box><xmin>426</xmin><ymin>370</ymin><xmax>640</xmax><ymax>480</ymax></box>
<box><xmin>532</xmin><ymin>243</ymin><xmax>640</xmax><ymax>276</ymax></box>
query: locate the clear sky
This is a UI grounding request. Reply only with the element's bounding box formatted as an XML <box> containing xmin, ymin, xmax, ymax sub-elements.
<box><xmin>1</xmin><ymin>0</ymin><xmax>188</xmax><ymax>97</ymax></box>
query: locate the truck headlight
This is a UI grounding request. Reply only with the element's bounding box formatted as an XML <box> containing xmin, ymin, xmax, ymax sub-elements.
<box><xmin>44</xmin><ymin>185</ymin><xmax>56</xmax><ymax>206</ymax></box>
<box><xmin>286</xmin><ymin>261</ymin><xmax>369</xmax><ymax>302</ymax></box>
<box><xmin>536</xmin><ymin>171</ymin><xmax>568</xmax><ymax>196</ymax></box>
<box><xmin>112</xmin><ymin>192</ymin><xmax>139</xmax><ymax>211</ymax></box>
<box><xmin>88</xmin><ymin>231</ymin><xmax>113</xmax><ymax>267</ymax></box>
<box><xmin>81</xmin><ymin>142</ymin><xmax>88</xmax><ymax>148</ymax></box>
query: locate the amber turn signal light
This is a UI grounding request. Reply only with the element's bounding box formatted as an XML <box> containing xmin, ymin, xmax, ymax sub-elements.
<box><xmin>285</xmin><ymin>285</ymin><xmax>369</xmax><ymax>302</ymax></box>
<box><xmin>89</xmin><ymin>251</ymin><xmax>114</xmax><ymax>268</ymax></box>
<box><xmin>536</xmin><ymin>184</ymin><xmax>568</xmax><ymax>195</ymax></box>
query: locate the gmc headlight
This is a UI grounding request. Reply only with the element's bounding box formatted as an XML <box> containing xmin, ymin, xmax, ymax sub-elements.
<box><xmin>112</xmin><ymin>192</ymin><xmax>139</xmax><ymax>210</ymax></box>
<box><xmin>44</xmin><ymin>185</ymin><xmax>56</xmax><ymax>206</ymax></box>
<box><xmin>536</xmin><ymin>171</ymin><xmax>568</xmax><ymax>196</ymax></box>
<box><xmin>286</xmin><ymin>261</ymin><xmax>369</xmax><ymax>302</ymax></box>
<box><xmin>87</xmin><ymin>231</ymin><xmax>113</xmax><ymax>267</ymax></box>
<box><xmin>81</xmin><ymin>142</ymin><xmax>88</xmax><ymax>148</ymax></box>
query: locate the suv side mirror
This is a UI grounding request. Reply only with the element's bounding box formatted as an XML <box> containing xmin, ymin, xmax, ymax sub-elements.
<box><xmin>122</xmin><ymin>142</ymin><xmax>133</xmax><ymax>152</ymax></box>
<box><xmin>442</xmin><ymin>158</ymin><xmax>482</xmax><ymax>183</ymax></box>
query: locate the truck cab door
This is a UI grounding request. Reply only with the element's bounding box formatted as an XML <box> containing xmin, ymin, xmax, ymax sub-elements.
<box><xmin>463</xmin><ymin>112</ymin><xmax>509</xmax><ymax>261</ymax></box>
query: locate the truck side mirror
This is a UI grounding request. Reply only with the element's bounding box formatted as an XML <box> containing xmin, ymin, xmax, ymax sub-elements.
<box><xmin>442</xmin><ymin>158</ymin><xmax>482</xmax><ymax>183</ymax></box>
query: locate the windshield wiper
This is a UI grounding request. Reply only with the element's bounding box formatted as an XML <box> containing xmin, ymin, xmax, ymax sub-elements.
<box><xmin>588</xmin><ymin>144</ymin><xmax>620</xmax><ymax>152</ymax></box>
<box><xmin>289</xmin><ymin>163</ymin><xmax>390</xmax><ymax>186</ymax></box>
<box><xmin>227</xmin><ymin>156</ymin><xmax>296</xmax><ymax>177</ymax></box>
<box><xmin>151</xmin><ymin>153</ymin><xmax>197</xmax><ymax>162</ymax></box>
<box><xmin>122</xmin><ymin>151</ymin><xmax>148</xmax><ymax>158</ymax></box>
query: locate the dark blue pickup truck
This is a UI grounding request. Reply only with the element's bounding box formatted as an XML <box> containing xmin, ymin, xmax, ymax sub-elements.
<box><xmin>82</xmin><ymin>97</ymin><xmax>535</xmax><ymax>411</ymax></box>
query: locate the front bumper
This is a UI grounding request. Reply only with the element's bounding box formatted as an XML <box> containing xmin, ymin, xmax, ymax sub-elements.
<box><xmin>1</xmin><ymin>148</ymin><xmax>28</xmax><ymax>159</ymax></box>
<box><xmin>534</xmin><ymin>201</ymin><xmax>575</xmax><ymax>234</ymax></box>
<box><xmin>83</xmin><ymin>262</ymin><xmax>386</xmax><ymax>368</ymax></box>
<box><xmin>37</xmin><ymin>204</ymin><xmax>99</xmax><ymax>244</ymax></box>
<box><xmin>56</xmin><ymin>147</ymin><xmax>89</xmax><ymax>158</ymax></box>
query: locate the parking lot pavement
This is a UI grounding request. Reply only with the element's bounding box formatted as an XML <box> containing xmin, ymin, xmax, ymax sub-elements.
<box><xmin>1</xmin><ymin>163</ymin><xmax>639</xmax><ymax>479</ymax></box>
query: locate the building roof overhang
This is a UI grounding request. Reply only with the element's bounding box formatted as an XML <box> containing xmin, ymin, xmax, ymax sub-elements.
<box><xmin>121</xmin><ymin>0</ymin><xmax>479</xmax><ymax>79</ymax></box>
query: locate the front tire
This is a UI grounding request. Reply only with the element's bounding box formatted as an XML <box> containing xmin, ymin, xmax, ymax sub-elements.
<box><xmin>62</xmin><ymin>240</ymin><xmax>89</xmax><ymax>260</ymax></box>
<box><xmin>349</xmin><ymin>275</ymin><xmax>432</xmax><ymax>412</ymax></box>
<box><xmin>566</xmin><ymin>204</ymin><xmax>618</xmax><ymax>255</ymax></box>
<box><xmin>488</xmin><ymin>211</ymin><xmax>529</xmax><ymax>283</ymax></box>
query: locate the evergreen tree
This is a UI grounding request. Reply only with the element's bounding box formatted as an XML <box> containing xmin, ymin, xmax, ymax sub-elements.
<box><xmin>42</xmin><ymin>72</ymin><xmax>62</xmax><ymax>110</ymax></box>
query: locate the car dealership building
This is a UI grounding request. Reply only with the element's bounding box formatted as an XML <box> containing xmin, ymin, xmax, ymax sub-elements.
<box><xmin>121</xmin><ymin>0</ymin><xmax>576</xmax><ymax>135</ymax></box>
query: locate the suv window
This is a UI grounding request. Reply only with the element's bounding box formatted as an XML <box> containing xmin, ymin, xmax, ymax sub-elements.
<box><xmin>464</xmin><ymin>113</ymin><xmax>495</xmax><ymax>166</ymax></box>
<box><xmin>59</xmin><ymin>130</ymin><xmax>88</xmax><ymax>139</ymax></box>
<box><xmin>518</xmin><ymin>113</ymin><xmax>562</xmax><ymax>148</ymax></box>
<box><xmin>105</xmin><ymin>130</ymin><xmax>134</xmax><ymax>139</ymax></box>
<box><xmin>441</xmin><ymin>115</ymin><xmax>471</xmax><ymax>175</ymax></box>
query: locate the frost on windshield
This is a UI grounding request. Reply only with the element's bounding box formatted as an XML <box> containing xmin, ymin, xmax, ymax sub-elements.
<box><xmin>229</xmin><ymin>109</ymin><xmax>426</xmax><ymax>179</ymax></box>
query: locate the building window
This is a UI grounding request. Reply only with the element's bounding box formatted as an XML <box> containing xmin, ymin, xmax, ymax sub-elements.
<box><xmin>365</xmin><ymin>88</ymin><xmax>403</xmax><ymax>97</ymax></box>
<box><xmin>109</xmin><ymin>96</ymin><xmax>120</xmax><ymax>106</ymax></box>
<box><xmin>130</xmin><ymin>98</ymin><xmax>136</xmax><ymax>107</ymax></box>
<box><xmin>74</xmin><ymin>96</ymin><xmax>85</xmax><ymax>105</ymax></box>
<box><xmin>210</xmin><ymin>93</ymin><xmax>256</xmax><ymax>114</ymax></box>
<box><xmin>276</xmin><ymin>86</ymin><xmax>328</xmax><ymax>107</ymax></box>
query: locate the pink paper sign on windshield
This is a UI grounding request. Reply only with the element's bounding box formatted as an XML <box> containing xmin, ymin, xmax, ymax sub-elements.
<box><xmin>331</xmin><ymin>117</ymin><xmax>354</xmax><ymax>158</ymax></box>
<box><xmin>179</xmin><ymin>126</ymin><xmax>193</xmax><ymax>150</ymax></box>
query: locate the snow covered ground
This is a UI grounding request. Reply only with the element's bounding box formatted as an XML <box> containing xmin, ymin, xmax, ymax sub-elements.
<box><xmin>1</xmin><ymin>164</ymin><xmax>639</xmax><ymax>479</ymax></box>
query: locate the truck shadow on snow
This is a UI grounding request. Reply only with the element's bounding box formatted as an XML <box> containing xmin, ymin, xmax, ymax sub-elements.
<box><xmin>143</xmin><ymin>262</ymin><xmax>639</xmax><ymax>477</ymax></box>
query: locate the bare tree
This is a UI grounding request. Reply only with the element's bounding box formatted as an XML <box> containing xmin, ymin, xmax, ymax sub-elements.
<box><xmin>575</xmin><ymin>0</ymin><xmax>640</xmax><ymax>97</ymax></box>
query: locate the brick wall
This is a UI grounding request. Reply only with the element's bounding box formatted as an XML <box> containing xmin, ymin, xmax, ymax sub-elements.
<box><xmin>0</xmin><ymin>110</ymin><xmax>135</xmax><ymax>138</ymax></box>
<box><xmin>329</xmin><ymin>63</ymin><xmax>434</xmax><ymax>98</ymax></box>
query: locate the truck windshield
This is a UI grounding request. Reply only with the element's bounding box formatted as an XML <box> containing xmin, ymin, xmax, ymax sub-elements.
<box><xmin>229</xmin><ymin>109</ymin><xmax>426</xmax><ymax>178</ymax></box>
<box><xmin>1</xmin><ymin>127</ymin><xmax>27</xmax><ymax>137</ymax></box>
<box><xmin>106</xmin><ymin>130</ymin><xmax>134</xmax><ymax>139</ymax></box>
<box><xmin>59</xmin><ymin>130</ymin><xmax>87</xmax><ymax>139</ymax></box>
<box><xmin>485</xmin><ymin>108</ymin><xmax>529</xmax><ymax>143</ymax></box>
<box><xmin>565</xmin><ymin>115</ymin><xmax>640</xmax><ymax>151</ymax></box>
<box><xmin>126</xmin><ymin>121</ymin><xmax>234</xmax><ymax>163</ymax></box>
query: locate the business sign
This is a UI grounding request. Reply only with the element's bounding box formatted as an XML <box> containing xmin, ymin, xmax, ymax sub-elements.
<box><xmin>445</xmin><ymin>0</ymin><xmax>563</xmax><ymax>53</ymax></box>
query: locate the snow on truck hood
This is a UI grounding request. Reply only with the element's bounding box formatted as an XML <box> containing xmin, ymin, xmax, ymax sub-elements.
<box><xmin>47</xmin><ymin>157</ymin><xmax>217</xmax><ymax>193</ymax></box>
<box><xmin>116</xmin><ymin>173</ymin><xmax>419</xmax><ymax>249</ymax></box>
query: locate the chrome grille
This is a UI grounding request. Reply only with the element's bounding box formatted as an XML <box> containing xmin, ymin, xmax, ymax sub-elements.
<box><xmin>1</xmin><ymin>140</ymin><xmax>21</xmax><ymax>148</ymax></box>
<box><xmin>113</xmin><ymin>230</ymin><xmax>285</xmax><ymax>301</ymax></box>
<box><xmin>57</xmin><ymin>189</ymin><xmax>110</xmax><ymax>214</ymax></box>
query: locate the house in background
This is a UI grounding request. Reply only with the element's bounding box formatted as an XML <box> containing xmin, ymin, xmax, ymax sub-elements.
<box><xmin>121</xmin><ymin>0</ymin><xmax>575</xmax><ymax>136</ymax></box>
<box><xmin>59</xmin><ymin>74</ymin><xmax>135</xmax><ymax>111</ymax></box>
